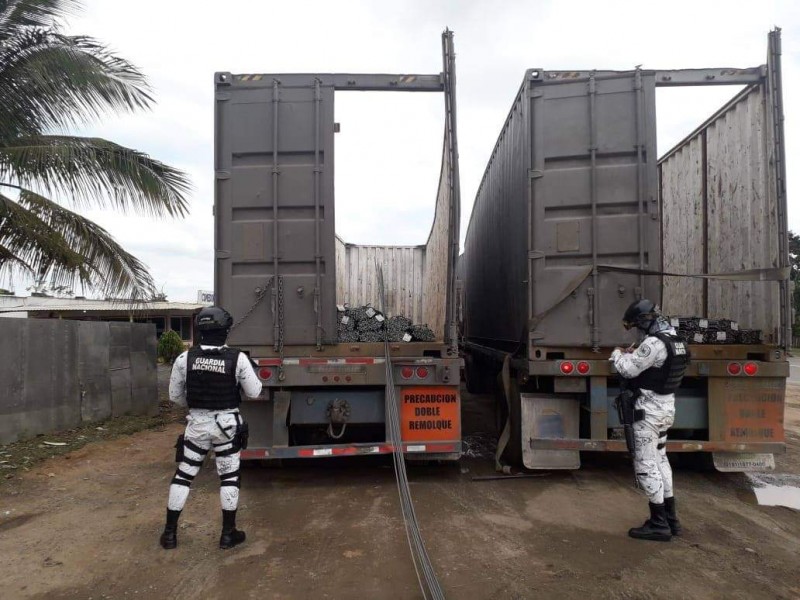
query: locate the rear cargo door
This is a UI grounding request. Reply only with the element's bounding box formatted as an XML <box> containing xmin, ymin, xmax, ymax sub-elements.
<box><xmin>529</xmin><ymin>71</ymin><xmax>660</xmax><ymax>348</ymax></box>
<box><xmin>214</xmin><ymin>75</ymin><xmax>337</xmax><ymax>348</ymax></box>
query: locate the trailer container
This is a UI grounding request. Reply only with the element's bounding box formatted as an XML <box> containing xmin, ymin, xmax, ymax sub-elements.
<box><xmin>214</xmin><ymin>31</ymin><xmax>461</xmax><ymax>460</ymax></box>
<box><xmin>460</xmin><ymin>30</ymin><xmax>789</xmax><ymax>471</ymax></box>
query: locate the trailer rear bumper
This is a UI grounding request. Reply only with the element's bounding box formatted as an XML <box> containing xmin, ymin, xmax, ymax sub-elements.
<box><xmin>241</xmin><ymin>441</ymin><xmax>461</xmax><ymax>460</ymax></box>
<box><xmin>529</xmin><ymin>438</ymin><xmax>786</xmax><ymax>454</ymax></box>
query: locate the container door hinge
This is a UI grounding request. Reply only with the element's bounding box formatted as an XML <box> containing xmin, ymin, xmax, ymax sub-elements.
<box><xmin>528</xmin><ymin>169</ymin><xmax>544</xmax><ymax>179</ymax></box>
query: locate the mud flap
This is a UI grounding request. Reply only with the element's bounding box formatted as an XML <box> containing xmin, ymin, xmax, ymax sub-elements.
<box><xmin>494</xmin><ymin>355</ymin><xmax>514</xmax><ymax>473</ymax></box>
<box><xmin>521</xmin><ymin>393</ymin><xmax>580</xmax><ymax>470</ymax></box>
<box><xmin>712</xmin><ymin>452</ymin><xmax>775</xmax><ymax>472</ymax></box>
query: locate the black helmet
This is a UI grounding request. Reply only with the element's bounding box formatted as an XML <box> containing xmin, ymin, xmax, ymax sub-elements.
<box><xmin>195</xmin><ymin>306</ymin><xmax>233</xmax><ymax>331</ymax></box>
<box><xmin>622</xmin><ymin>299</ymin><xmax>658</xmax><ymax>331</ymax></box>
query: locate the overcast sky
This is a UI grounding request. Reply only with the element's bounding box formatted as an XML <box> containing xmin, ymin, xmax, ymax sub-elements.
<box><xmin>26</xmin><ymin>0</ymin><xmax>799</xmax><ymax>301</ymax></box>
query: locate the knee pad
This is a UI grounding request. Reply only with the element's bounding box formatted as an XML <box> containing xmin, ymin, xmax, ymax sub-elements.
<box><xmin>219</xmin><ymin>468</ymin><xmax>241</xmax><ymax>489</ymax></box>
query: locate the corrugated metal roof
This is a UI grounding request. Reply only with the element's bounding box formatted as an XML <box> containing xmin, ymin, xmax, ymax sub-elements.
<box><xmin>0</xmin><ymin>300</ymin><xmax>204</xmax><ymax>313</ymax></box>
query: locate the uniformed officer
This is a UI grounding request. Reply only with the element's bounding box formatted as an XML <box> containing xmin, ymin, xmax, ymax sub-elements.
<box><xmin>611</xmin><ymin>299</ymin><xmax>689</xmax><ymax>541</ymax></box>
<box><xmin>159</xmin><ymin>306</ymin><xmax>263</xmax><ymax>550</ymax></box>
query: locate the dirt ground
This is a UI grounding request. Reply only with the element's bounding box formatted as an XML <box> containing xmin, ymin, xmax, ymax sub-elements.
<box><xmin>1</xmin><ymin>375</ymin><xmax>799</xmax><ymax>599</ymax></box>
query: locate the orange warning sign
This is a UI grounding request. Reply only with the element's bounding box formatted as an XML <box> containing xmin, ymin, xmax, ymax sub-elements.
<box><xmin>717</xmin><ymin>380</ymin><xmax>785</xmax><ymax>443</ymax></box>
<box><xmin>400</xmin><ymin>387</ymin><xmax>461</xmax><ymax>442</ymax></box>
<box><xmin>723</xmin><ymin>397</ymin><xmax>784</xmax><ymax>442</ymax></box>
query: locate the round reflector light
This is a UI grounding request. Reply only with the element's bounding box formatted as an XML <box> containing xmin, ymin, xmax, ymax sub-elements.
<box><xmin>401</xmin><ymin>367</ymin><xmax>414</xmax><ymax>379</ymax></box>
<box><xmin>744</xmin><ymin>362</ymin><xmax>758</xmax><ymax>376</ymax></box>
<box><xmin>560</xmin><ymin>362</ymin><xmax>574</xmax><ymax>375</ymax></box>
<box><xmin>577</xmin><ymin>361</ymin><xmax>590</xmax><ymax>374</ymax></box>
<box><xmin>727</xmin><ymin>362</ymin><xmax>741</xmax><ymax>376</ymax></box>
<box><xmin>259</xmin><ymin>368</ymin><xmax>273</xmax><ymax>380</ymax></box>
<box><xmin>416</xmin><ymin>367</ymin><xmax>430</xmax><ymax>379</ymax></box>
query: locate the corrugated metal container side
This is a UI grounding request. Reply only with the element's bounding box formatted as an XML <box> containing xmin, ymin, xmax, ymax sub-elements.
<box><xmin>214</xmin><ymin>75</ymin><xmax>337</xmax><ymax>349</ymax></box>
<box><xmin>462</xmin><ymin>81</ymin><xmax>529</xmax><ymax>350</ymax></box>
<box><xmin>660</xmin><ymin>84</ymin><xmax>782</xmax><ymax>342</ymax></box>
<box><xmin>463</xmin><ymin>70</ymin><xmax>660</xmax><ymax>351</ymax></box>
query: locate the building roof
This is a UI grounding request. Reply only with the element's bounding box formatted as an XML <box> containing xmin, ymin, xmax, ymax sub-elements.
<box><xmin>0</xmin><ymin>298</ymin><xmax>205</xmax><ymax>314</ymax></box>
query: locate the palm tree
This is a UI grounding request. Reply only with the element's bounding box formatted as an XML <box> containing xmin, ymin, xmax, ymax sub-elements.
<box><xmin>0</xmin><ymin>0</ymin><xmax>191</xmax><ymax>300</ymax></box>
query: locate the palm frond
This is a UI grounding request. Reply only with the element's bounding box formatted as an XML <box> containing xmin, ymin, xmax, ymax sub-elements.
<box><xmin>0</xmin><ymin>0</ymin><xmax>77</xmax><ymax>36</ymax></box>
<box><xmin>0</xmin><ymin>136</ymin><xmax>191</xmax><ymax>216</ymax></box>
<box><xmin>0</xmin><ymin>29</ymin><xmax>152</xmax><ymax>137</ymax></box>
<box><xmin>0</xmin><ymin>188</ymin><xmax>157</xmax><ymax>299</ymax></box>
<box><xmin>0</xmin><ymin>190</ymin><xmax>84</xmax><ymax>271</ymax></box>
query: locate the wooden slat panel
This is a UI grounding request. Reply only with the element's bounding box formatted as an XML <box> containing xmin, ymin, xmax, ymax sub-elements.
<box><xmin>706</xmin><ymin>87</ymin><xmax>780</xmax><ymax>341</ymax></box>
<box><xmin>659</xmin><ymin>85</ymin><xmax>781</xmax><ymax>341</ymax></box>
<box><xmin>661</xmin><ymin>135</ymin><xmax>705</xmax><ymax>316</ymax></box>
<box><xmin>421</xmin><ymin>134</ymin><xmax>452</xmax><ymax>339</ymax></box>
<box><xmin>334</xmin><ymin>241</ymin><xmax>426</xmax><ymax>325</ymax></box>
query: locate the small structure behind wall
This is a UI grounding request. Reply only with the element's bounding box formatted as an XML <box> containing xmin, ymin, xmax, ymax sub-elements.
<box><xmin>0</xmin><ymin>297</ymin><xmax>204</xmax><ymax>347</ymax></box>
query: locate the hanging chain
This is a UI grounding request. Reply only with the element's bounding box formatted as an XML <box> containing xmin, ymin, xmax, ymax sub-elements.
<box><xmin>277</xmin><ymin>275</ymin><xmax>285</xmax><ymax>381</ymax></box>
<box><xmin>229</xmin><ymin>277</ymin><xmax>274</xmax><ymax>332</ymax></box>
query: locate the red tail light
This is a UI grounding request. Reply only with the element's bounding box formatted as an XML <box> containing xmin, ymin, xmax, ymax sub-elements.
<box><xmin>259</xmin><ymin>368</ymin><xmax>273</xmax><ymax>380</ymax></box>
<box><xmin>577</xmin><ymin>361</ymin><xmax>590</xmax><ymax>374</ymax></box>
<box><xmin>744</xmin><ymin>362</ymin><xmax>758</xmax><ymax>376</ymax></box>
<box><xmin>727</xmin><ymin>362</ymin><xmax>741</xmax><ymax>376</ymax></box>
<box><xmin>401</xmin><ymin>367</ymin><xmax>414</xmax><ymax>379</ymax></box>
<box><xmin>560</xmin><ymin>362</ymin><xmax>574</xmax><ymax>375</ymax></box>
<box><xmin>416</xmin><ymin>367</ymin><xmax>430</xmax><ymax>379</ymax></box>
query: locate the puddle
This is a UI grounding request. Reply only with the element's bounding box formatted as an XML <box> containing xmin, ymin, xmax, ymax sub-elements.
<box><xmin>747</xmin><ymin>474</ymin><xmax>800</xmax><ymax>510</ymax></box>
<box><xmin>462</xmin><ymin>432</ymin><xmax>497</xmax><ymax>459</ymax></box>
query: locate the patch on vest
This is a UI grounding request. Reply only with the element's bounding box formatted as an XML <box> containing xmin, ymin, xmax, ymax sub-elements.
<box><xmin>191</xmin><ymin>357</ymin><xmax>227</xmax><ymax>374</ymax></box>
<box><xmin>673</xmin><ymin>342</ymin><xmax>687</xmax><ymax>356</ymax></box>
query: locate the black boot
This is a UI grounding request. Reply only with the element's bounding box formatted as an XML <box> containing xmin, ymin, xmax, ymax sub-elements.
<box><xmin>219</xmin><ymin>509</ymin><xmax>246</xmax><ymax>550</ymax></box>
<box><xmin>628</xmin><ymin>502</ymin><xmax>672</xmax><ymax>542</ymax></box>
<box><xmin>664</xmin><ymin>496</ymin><xmax>682</xmax><ymax>536</ymax></box>
<box><xmin>160</xmin><ymin>509</ymin><xmax>181</xmax><ymax>549</ymax></box>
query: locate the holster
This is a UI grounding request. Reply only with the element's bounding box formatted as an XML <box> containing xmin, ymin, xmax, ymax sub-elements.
<box><xmin>236</xmin><ymin>418</ymin><xmax>249</xmax><ymax>450</ymax></box>
<box><xmin>614</xmin><ymin>388</ymin><xmax>643</xmax><ymax>455</ymax></box>
<box><xmin>174</xmin><ymin>433</ymin><xmax>185</xmax><ymax>463</ymax></box>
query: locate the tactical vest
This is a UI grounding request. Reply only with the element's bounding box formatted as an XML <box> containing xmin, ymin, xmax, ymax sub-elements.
<box><xmin>631</xmin><ymin>332</ymin><xmax>690</xmax><ymax>395</ymax></box>
<box><xmin>185</xmin><ymin>346</ymin><xmax>241</xmax><ymax>410</ymax></box>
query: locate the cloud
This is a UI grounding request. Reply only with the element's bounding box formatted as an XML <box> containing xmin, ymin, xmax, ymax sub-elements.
<box><xmin>13</xmin><ymin>0</ymin><xmax>792</xmax><ymax>304</ymax></box>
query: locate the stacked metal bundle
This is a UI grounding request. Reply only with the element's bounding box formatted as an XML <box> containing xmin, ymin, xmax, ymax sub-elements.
<box><xmin>738</xmin><ymin>329</ymin><xmax>762</xmax><ymax>345</ymax></box>
<box><xmin>408</xmin><ymin>324</ymin><xmax>436</xmax><ymax>342</ymax></box>
<box><xmin>335</xmin><ymin>305</ymin><xmax>438</xmax><ymax>343</ymax></box>
<box><xmin>336</xmin><ymin>305</ymin><xmax>387</xmax><ymax>343</ymax></box>
<box><xmin>668</xmin><ymin>316</ymin><xmax>758</xmax><ymax>345</ymax></box>
<box><xmin>358</xmin><ymin>331</ymin><xmax>385</xmax><ymax>343</ymax></box>
<box><xmin>336</xmin><ymin>305</ymin><xmax>359</xmax><ymax>343</ymax></box>
<box><xmin>386</xmin><ymin>316</ymin><xmax>413</xmax><ymax>342</ymax></box>
<box><xmin>357</xmin><ymin>308</ymin><xmax>385</xmax><ymax>334</ymax></box>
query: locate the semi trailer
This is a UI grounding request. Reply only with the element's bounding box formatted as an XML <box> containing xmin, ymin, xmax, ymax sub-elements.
<box><xmin>460</xmin><ymin>29</ymin><xmax>789</xmax><ymax>472</ymax></box>
<box><xmin>214</xmin><ymin>31</ymin><xmax>462</xmax><ymax>460</ymax></box>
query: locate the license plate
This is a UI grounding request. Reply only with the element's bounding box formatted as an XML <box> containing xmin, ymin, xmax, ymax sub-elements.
<box><xmin>713</xmin><ymin>452</ymin><xmax>775</xmax><ymax>472</ymax></box>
